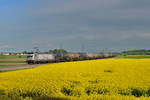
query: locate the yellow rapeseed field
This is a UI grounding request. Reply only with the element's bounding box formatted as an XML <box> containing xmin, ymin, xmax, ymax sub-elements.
<box><xmin>0</xmin><ymin>59</ymin><xmax>150</xmax><ymax>100</ymax></box>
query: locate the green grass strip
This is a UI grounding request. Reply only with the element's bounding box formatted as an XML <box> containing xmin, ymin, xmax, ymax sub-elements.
<box><xmin>0</xmin><ymin>61</ymin><xmax>26</xmax><ymax>63</ymax></box>
<box><xmin>0</xmin><ymin>65</ymin><xmax>17</xmax><ymax>68</ymax></box>
<box><xmin>119</xmin><ymin>55</ymin><xmax>150</xmax><ymax>59</ymax></box>
<box><xmin>0</xmin><ymin>55</ymin><xmax>26</xmax><ymax>59</ymax></box>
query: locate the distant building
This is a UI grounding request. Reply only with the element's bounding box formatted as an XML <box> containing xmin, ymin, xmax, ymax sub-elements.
<box><xmin>0</xmin><ymin>52</ymin><xmax>26</xmax><ymax>56</ymax></box>
<box><xmin>17</xmin><ymin>53</ymin><xmax>26</xmax><ymax>56</ymax></box>
<box><xmin>9</xmin><ymin>53</ymin><xmax>17</xmax><ymax>55</ymax></box>
<box><xmin>1</xmin><ymin>52</ymin><xmax>10</xmax><ymax>55</ymax></box>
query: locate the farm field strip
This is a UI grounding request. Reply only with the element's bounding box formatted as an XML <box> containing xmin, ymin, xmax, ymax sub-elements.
<box><xmin>121</xmin><ymin>55</ymin><xmax>150</xmax><ymax>59</ymax></box>
<box><xmin>0</xmin><ymin>63</ymin><xmax>26</xmax><ymax>65</ymax></box>
<box><xmin>0</xmin><ymin>55</ymin><xmax>26</xmax><ymax>59</ymax></box>
<box><xmin>0</xmin><ymin>65</ymin><xmax>17</xmax><ymax>68</ymax></box>
<box><xmin>0</xmin><ymin>61</ymin><xmax>26</xmax><ymax>63</ymax></box>
<box><xmin>0</xmin><ymin>55</ymin><xmax>27</xmax><ymax>69</ymax></box>
<box><xmin>0</xmin><ymin>59</ymin><xmax>150</xmax><ymax>100</ymax></box>
<box><xmin>0</xmin><ymin>58</ymin><xmax>26</xmax><ymax>61</ymax></box>
<box><xmin>0</xmin><ymin>64</ymin><xmax>43</xmax><ymax>72</ymax></box>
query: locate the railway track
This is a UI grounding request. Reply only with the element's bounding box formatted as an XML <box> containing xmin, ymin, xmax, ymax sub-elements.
<box><xmin>0</xmin><ymin>64</ymin><xmax>43</xmax><ymax>71</ymax></box>
<box><xmin>0</xmin><ymin>57</ymin><xmax>116</xmax><ymax>72</ymax></box>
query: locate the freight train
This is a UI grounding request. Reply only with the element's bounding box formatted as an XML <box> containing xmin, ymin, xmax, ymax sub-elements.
<box><xmin>27</xmin><ymin>52</ymin><xmax>115</xmax><ymax>64</ymax></box>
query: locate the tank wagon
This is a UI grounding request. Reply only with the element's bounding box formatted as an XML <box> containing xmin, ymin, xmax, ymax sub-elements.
<box><xmin>65</xmin><ymin>53</ymin><xmax>80</xmax><ymax>61</ymax></box>
<box><xmin>27</xmin><ymin>53</ymin><xmax>115</xmax><ymax>64</ymax></box>
<box><xmin>103</xmin><ymin>53</ymin><xmax>114</xmax><ymax>58</ymax></box>
<box><xmin>85</xmin><ymin>53</ymin><xmax>103</xmax><ymax>60</ymax></box>
<box><xmin>54</xmin><ymin>53</ymin><xmax>67</xmax><ymax>62</ymax></box>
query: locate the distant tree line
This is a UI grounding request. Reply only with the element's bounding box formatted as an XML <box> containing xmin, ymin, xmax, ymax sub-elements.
<box><xmin>48</xmin><ymin>49</ymin><xmax>67</xmax><ymax>54</ymax></box>
<box><xmin>21</xmin><ymin>49</ymin><xmax>68</xmax><ymax>54</ymax></box>
<box><xmin>123</xmin><ymin>49</ymin><xmax>150</xmax><ymax>55</ymax></box>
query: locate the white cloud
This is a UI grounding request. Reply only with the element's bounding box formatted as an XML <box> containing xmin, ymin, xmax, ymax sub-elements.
<box><xmin>1</xmin><ymin>0</ymin><xmax>150</xmax><ymax>51</ymax></box>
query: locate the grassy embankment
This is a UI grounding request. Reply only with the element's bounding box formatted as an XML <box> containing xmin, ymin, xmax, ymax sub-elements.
<box><xmin>121</xmin><ymin>55</ymin><xmax>150</xmax><ymax>59</ymax></box>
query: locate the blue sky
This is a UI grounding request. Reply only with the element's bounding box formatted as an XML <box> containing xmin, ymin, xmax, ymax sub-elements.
<box><xmin>0</xmin><ymin>0</ymin><xmax>150</xmax><ymax>52</ymax></box>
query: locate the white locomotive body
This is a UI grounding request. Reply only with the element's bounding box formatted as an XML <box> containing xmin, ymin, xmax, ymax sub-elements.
<box><xmin>27</xmin><ymin>53</ymin><xmax>55</xmax><ymax>64</ymax></box>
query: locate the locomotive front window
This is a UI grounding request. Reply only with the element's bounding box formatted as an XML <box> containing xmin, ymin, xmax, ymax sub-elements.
<box><xmin>27</xmin><ymin>56</ymin><xmax>33</xmax><ymax>58</ymax></box>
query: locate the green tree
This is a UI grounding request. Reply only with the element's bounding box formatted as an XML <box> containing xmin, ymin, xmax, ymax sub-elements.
<box><xmin>48</xmin><ymin>49</ymin><xmax>67</xmax><ymax>54</ymax></box>
<box><xmin>22</xmin><ymin>51</ymin><xmax>27</xmax><ymax>54</ymax></box>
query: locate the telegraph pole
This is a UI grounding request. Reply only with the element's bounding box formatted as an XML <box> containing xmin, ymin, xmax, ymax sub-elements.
<box><xmin>33</xmin><ymin>47</ymin><xmax>39</xmax><ymax>53</ymax></box>
<box><xmin>81</xmin><ymin>44</ymin><xmax>85</xmax><ymax>53</ymax></box>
